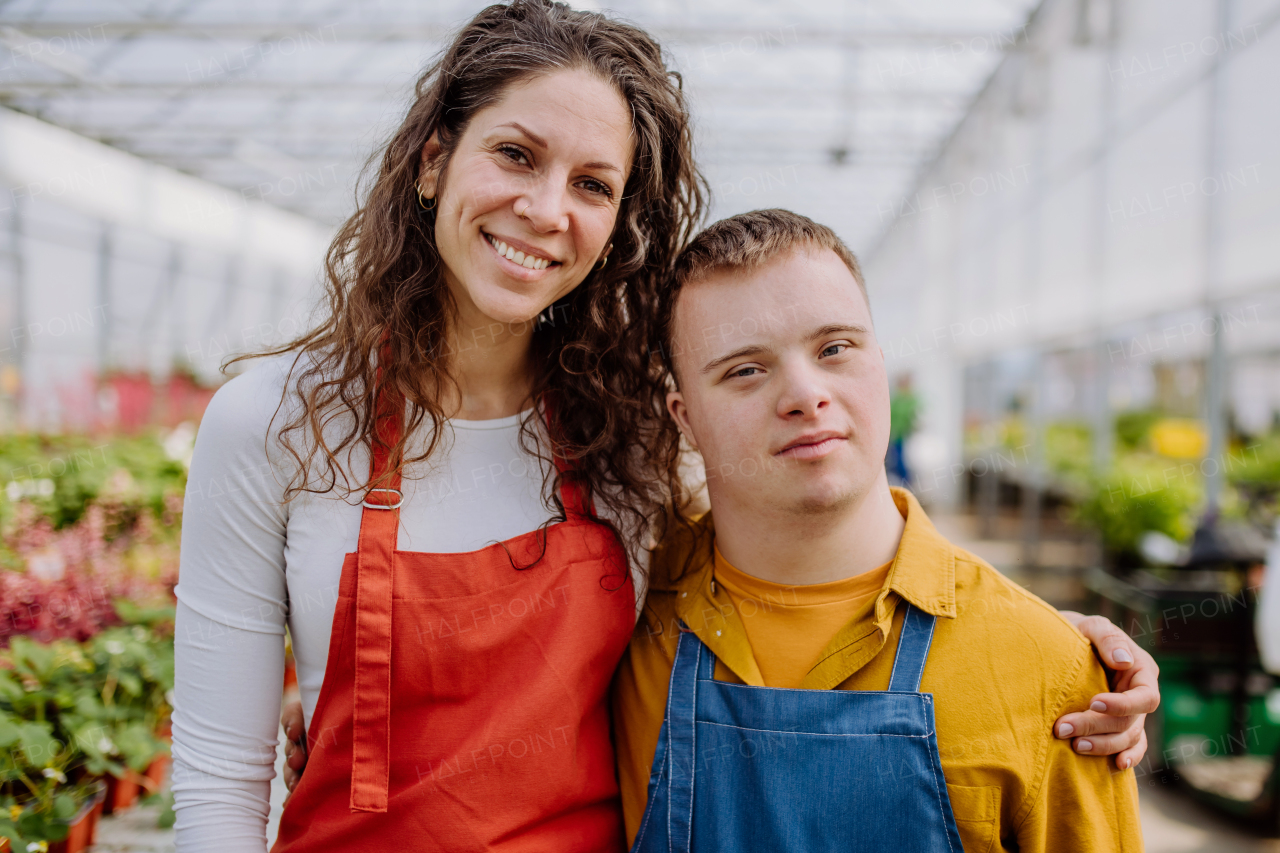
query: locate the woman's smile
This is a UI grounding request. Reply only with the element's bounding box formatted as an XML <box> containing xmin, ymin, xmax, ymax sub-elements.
<box><xmin>482</xmin><ymin>230</ymin><xmax>561</xmax><ymax>279</ymax></box>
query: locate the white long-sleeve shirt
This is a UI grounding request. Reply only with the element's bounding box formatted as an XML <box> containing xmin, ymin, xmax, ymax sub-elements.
<box><xmin>171</xmin><ymin>354</ymin><xmax>645</xmax><ymax>852</ymax></box>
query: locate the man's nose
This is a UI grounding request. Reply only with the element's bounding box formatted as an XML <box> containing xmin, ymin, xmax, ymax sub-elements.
<box><xmin>776</xmin><ymin>364</ymin><xmax>831</xmax><ymax>418</ymax></box>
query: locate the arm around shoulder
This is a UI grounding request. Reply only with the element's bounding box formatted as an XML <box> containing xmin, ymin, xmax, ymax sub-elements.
<box><xmin>1015</xmin><ymin>644</ymin><xmax>1145</xmax><ymax>853</ymax></box>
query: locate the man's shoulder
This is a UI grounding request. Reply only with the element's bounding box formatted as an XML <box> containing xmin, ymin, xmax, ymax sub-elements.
<box><xmin>925</xmin><ymin>542</ymin><xmax>1105</xmax><ymax>770</ymax></box>
<box><xmin>944</xmin><ymin>544</ymin><xmax>1093</xmax><ymax>672</ymax></box>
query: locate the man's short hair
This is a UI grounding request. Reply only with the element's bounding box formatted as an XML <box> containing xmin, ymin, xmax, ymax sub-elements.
<box><xmin>656</xmin><ymin>208</ymin><xmax>869</xmax><ymax>380</ymax></box>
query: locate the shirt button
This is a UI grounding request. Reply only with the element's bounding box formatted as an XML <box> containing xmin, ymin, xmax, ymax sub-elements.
<box><xmin>716</xmin><ymin>630</ymin><xmax>722</xmax><ymax>636</ymax></box>
<box><xmin>682</xmin><ymin>592</ymin><xmax>688</xmax><ymax>597</ymax></box>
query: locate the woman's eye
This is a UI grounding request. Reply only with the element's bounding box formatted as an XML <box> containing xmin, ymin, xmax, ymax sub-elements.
<box><xmin>578</xmin><ymin>178</ymin><xmax>613</xmax><ymax>199</ymax></box>
<box><xmin>498</xmin><ymin>144</ymin><xmax>530</xmax><ymax>166</ymax></box>
<box><xmin>729</xmin><ymin>366</ymin><xmax>760</xmax><ymax>378</ymax></box>
<box><xmin>820</xmin><ymin>344</ymin><xmax>848</xmax><ymax>358</ymax></box>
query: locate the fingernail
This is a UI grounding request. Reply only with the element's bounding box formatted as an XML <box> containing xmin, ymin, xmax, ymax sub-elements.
<box><xmin>1113</xmin><ymin>648</ymin><xmax>1132</xmax><ymax>664</ymax></box>
<box><xmin>1057</xmin><ymin>723</ymin><xmax>1074</xmax><ymax>737</ymax></box>
<box><xmin>1090</xmin><ymin>701</ymin><xmax>1107</xmax><ymax>713</ymax></box>
<box><xmin>1078</xmin><ymin>739</ymin><xmax>1093</xmax><ymax>752</ymax></box>
<box><xmin>1121</xmin><ymin>757</ymin><xmax>1131</xmax><ymax>769</ymax></box>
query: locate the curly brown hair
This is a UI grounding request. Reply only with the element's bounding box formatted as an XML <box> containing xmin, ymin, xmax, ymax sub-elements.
<box><xmin>226</xmin><ymin>0</ymin><xmax>706</xmax><ymax>565</ymax></box>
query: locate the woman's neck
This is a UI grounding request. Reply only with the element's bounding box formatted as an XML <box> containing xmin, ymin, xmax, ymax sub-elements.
<box><xmin>442</xmin><ymin>306</ymin><xmax>536</xmax><ymax>421</ymax></box>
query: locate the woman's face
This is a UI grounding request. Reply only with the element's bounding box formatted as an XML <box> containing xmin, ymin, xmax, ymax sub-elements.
<box><xmin>423</xmin><ymin>68</ymin><xmax>634</xmax><ymax>330</ymax></box>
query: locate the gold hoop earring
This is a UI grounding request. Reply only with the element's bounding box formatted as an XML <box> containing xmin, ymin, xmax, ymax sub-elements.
<box><xmin>593</xmin><ymin>242</ymin><xmax>613</xmax><ymax>272</ymax></box>
<box><xmin>416</xmin><ymin>182</ymin><xmax>436</xmax><ymax>211</ymax></box>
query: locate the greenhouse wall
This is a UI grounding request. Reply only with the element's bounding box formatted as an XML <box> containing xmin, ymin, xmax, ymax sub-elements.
<box><xmin>863</xmin><ymin>0</ymin><xmax>1280</xmax><ymax>508</ymax></box>
<box><xmin>0</xmin><ymin>108</ymin><xmax>332</xmax><ymax>432</ymax></box>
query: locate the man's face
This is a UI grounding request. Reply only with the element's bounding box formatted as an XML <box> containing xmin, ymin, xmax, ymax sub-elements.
<box><xmin>666</xmin><ymin>247</ymin><xmax>890</xmax><ymax>518</ymax></box>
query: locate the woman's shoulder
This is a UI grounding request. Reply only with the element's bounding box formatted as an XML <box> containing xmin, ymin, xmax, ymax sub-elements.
<box><xmin>195</xmin><ymin>350</ymin><xmax>354</xmax><ymax>469</ymax></box>
<box><xmin>201</xmin><ymin>352</ymin><xmax>302</xmax><ymax>444</ymax></box>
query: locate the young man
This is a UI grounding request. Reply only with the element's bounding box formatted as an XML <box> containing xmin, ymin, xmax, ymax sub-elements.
<box><xmin>613</xmin><ymin>210</ymin><xmax>1144</xmax><ymax>852</ymax></box>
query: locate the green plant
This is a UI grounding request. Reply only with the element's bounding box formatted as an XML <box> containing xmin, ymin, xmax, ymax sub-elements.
<box><xmin>1228</xmin><ymin>431</ymin><xmax>1280</xmax><ymax>491</ymax></box>
<box><xmin>0</xmin><ymin>639</ymin><xmax>99</xmax><ymax>848</ymax></box>
<box><xmin>0</xmin><ymin>622</ymin><xmax>173</xmax><ymax>848</ymax></box>
<box><xmin>1114</xmin><ymin>409</ymin><xmax>1162</xmax><ymax>451</ymax></box>
<box><xmin>1043</xmin><ymin>421</ymin><xmax>1093</xmax><ymax>491</ymax></box>
<box><xmin>1072</xmin><ymin>453</ymin><xmax>1202</xmax><ymax>563</ymax></box>
<box><xmin>0</xmin><ymin>432</ymin><xmax>186</xmax><ymax>534</ymax></box>
<box><xmin>82</xmin><ymin>626</ymin><xmax>173</xmax><ymax>772</ymax></box>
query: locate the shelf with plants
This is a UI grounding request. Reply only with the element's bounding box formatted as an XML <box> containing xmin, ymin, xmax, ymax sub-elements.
<box><xmin>970</xmin><ymin>410</ymin><xmax>1278</xmax><ymax>565</ymax></box>
<box><xmin>0</xmin><ymin>427</ymin><xmax>188</xmax><ymax>852</ymax></box>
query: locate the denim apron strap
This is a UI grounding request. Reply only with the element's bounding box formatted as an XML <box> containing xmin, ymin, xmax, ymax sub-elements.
<box><xmin>666</xmin><ymin>624</ymin><xmax>704</xmax><ymax>853</ymax></box>
<box><xmin>631</xmin><ymin>604</ymin><xmax>961</xmax><ymax>853</ymax></box>
<box><xmin>887</xmin><ymin>603</ymin><xmax>937</xmax><ymax>693</ymax></box>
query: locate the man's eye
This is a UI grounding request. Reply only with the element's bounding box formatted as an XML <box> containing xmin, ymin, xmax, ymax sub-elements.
<box><xmin>820</xmin><ymin>344</ymin><xmax>848</xmax><ymax>358</ymax></box>
<box><xmin>730</xmin><ymin>366</ymin><xmax>760</xmax><ymax>378</ymax></box>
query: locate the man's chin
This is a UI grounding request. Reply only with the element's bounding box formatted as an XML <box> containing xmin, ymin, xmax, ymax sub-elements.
<box><xmin>777</xmin><ymin>481</ymin><xmax>864</xmax><ymax>516</ymax></box>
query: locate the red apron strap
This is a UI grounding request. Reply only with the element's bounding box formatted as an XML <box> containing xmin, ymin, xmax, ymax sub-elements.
<box><xmin>350</xmin><ymin>342</ymin><xmax>402</xmax><ymax>813</ymax></box>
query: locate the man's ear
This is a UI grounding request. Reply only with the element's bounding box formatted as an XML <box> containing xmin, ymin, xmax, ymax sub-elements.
<box><xmin>419</xmin><ymin>132</ymin><xmax>443</xmax><ymax>198</ymax></box>
<box><xmin>666</xmin><ymin>389</ymin><xmax>698</xmax><ymax>452</ymax></box>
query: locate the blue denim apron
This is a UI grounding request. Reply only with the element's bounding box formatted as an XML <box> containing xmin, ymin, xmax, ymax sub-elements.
<box><xmin>630</xmin><ymin>603</ymin><xmax>965</xmax><ymax>853</ymax></box>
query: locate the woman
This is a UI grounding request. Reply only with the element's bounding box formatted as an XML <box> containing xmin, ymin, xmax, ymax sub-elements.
<box><xmin>172</xmin><ymin>2</ymin><xmax>1157</xmax><ymax>851</ymax></box>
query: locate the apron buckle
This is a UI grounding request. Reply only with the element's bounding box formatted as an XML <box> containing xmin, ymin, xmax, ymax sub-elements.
<box><xmin>362</xmin><ymin>488</ymin><xmax>404</xmax><ymax>509</ymax></box>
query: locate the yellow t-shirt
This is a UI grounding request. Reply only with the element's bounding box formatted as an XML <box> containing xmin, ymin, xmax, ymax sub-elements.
<box><xmin>713</xmin><ymin>548</ymin><xmax>892</xmax><ymax>689</ymax></box>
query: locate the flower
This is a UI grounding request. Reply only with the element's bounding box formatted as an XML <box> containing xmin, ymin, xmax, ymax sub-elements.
<box><xmin>27</xmin><ymin>842</ymin><xmax>48</xmax><ymax>852</ymax></box>
<box><xmin>40</xmin><ymin>768</ymin><xmax>66</xmax><ymax>783</ymax></box>
<box><xmin>97</xmin><ymin>736</ymin><xmax>116</xmax><ymax>754</ymax></box>
<box><xmin>8</xmin><ymin>804</ymin><xmax>20</xmax><ymax>820</ymax></box>
<box><xmin>163</xmin><ymin>422</ymin><xmax>197</xmax><ymax>469</ymax></box>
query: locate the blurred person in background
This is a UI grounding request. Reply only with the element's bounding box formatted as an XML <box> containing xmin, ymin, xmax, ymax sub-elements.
<box><xmin>887</xmin><ymin>372</ymin><xmax>919</xmax><ymax>486</ymax></box>
<box><xmin>176</xmin><ymin>2</ymin><xmax>1159</xmax><ymax>852</ymax></box>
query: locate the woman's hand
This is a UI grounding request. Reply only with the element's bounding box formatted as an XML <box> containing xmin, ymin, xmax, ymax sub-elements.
<box><xmin>281</xmin><ymin>700</ymin><xmax>307</xmax><ymax>798</ymax></box>
<box><xmin>1056</xmin><ymin>611</ymin><xmax>1160</xmax><ymax>770</ymax></box>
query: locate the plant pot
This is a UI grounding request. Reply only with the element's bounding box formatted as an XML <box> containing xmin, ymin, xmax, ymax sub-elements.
<box><xmin>143</xmin><ymin>754</ymin><xmax>170</xmax><ymax>792</ymax></box>
<box><xmin>48</xmin><ymin>781</ymin><xmax>105</xmax><ymax>853</ymax></box>
<box><xmin>102</xmin><ymin>772</ymin><xmax>140</xmax><ymax>815</ymax></box>
<box><xmin>86</xmin><ymin>783</ymin><xmax>106</xmax><ymax>845</ymax></box>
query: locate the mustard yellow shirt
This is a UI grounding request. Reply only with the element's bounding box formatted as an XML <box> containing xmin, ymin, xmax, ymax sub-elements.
<box><xmin>713</xmin><ymin>547</ymin><xmax>891</xmax><ymax>689</ymax></box>
<box><xmin>613</xmin><ymin>488</ymin><xmax>1143</xmax><ymax>853</ymax></box>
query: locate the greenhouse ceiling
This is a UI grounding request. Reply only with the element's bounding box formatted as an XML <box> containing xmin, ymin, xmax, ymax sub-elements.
<box><xmin>0</xmin><ymin>0</ymin><xmax>1038</xmax><ymax>251</ymax></box>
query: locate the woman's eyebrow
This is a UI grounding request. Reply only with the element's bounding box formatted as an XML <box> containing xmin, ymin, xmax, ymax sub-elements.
<box><xmin>494</xmin><ymin>121</ymin><xmax>547</xmax><ymax>148</ymax></box>
<box><xmin>493</xmin><ymin>122</ymin><xmax>623</xmax><ymax>174</ymax></box>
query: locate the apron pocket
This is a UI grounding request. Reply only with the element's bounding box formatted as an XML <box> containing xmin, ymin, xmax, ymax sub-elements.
<box><xmin>945</xmin><ymin>783</ymin><xmax>999</xmax><ymax>853</ymax></box>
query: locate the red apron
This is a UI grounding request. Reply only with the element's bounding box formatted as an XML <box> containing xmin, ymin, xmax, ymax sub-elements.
<box><xmin>272</xmin><ymin>385</ymin><xmax>634</xmax><ymax>852</ymax></box>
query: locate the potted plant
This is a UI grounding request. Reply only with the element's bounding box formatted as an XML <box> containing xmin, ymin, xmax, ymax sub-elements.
<box><xmin>0</xmin><ymin>639</ymin><xmax>108</xmax><ymax>853</ymax></box>
<box><xmin>77</xmin><ymin>625</ymin><xmax>172</xmax><ymax>814</ymax></box>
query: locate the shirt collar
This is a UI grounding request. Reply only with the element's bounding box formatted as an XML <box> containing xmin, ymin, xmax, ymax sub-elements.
<box><xmin>662</xmin><ymin>486</ymin><xmax>957</xmax><ymax>620</ymax></box>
